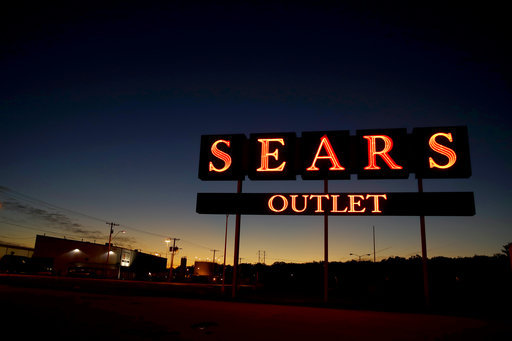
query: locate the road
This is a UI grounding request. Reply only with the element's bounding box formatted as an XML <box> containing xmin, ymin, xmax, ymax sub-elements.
<box><xmin>0</xmin><ymin>275</ymin><xmax>509</xmax><ymax>340</ymax></box>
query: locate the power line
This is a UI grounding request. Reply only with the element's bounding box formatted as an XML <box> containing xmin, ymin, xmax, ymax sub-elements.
<box><xmin>0</xmin><ymin>219</ymin><xmax>101</xmax><ymax>242</ymax></box>
<box><xmin>118</xmin><ymin>223</ymin><xmax>169</xmax><ymax>239</ymax></box>
<box><xmin>179</xmin><ymin>238</ymin><xmax>214</xmax><ymax>250</ymax></box>
<box><xmin>0</xmin><ymin>186</ymin><xmax>106</xmax><ymax>223</ymax></box>
<box><xmin>1</xmin><ymin>186</ymin><xmax>216</xmax><ymax>250</ymax></box>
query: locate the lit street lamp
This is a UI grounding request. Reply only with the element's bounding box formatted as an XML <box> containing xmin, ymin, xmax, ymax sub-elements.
<box><xmin>111</xmin><ymin>230</ymin><xmax>126</xmax><ymax>244</ymax></box>
<box><xmin>165</xmin><ymin>239</ymin><xmax>171</xmax><ymax>267</ymax></box>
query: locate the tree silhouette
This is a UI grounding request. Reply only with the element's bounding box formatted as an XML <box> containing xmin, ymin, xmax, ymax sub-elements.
<box><xmin>502</xmin><ymin>242</ymin><xmax>512</xmax><ymax>257</ymax></box>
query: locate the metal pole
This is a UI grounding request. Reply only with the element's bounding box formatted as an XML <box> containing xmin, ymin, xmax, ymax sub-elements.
<box><xmin>222</xmin><ymin>214</ymin><xmax>229</xmax><ymax>295</ymax></box>
<box><xmin>211</xmin><ymin>249</ymin><xmax>219</xmax><ymax>263</ymax></box>
<box><xmin>106</xmin><ymin>224</ymin><xmax>113</xmax><ymax>264</ymax></box>
<box><xmin>168</xmin><ymin>238</ymin><xmax>180</xmax><ymax>282</ymax></box>
<box><xmin>418</xmin><ymin>178</ymin><xmax>430</xmax><ymax>307</ymax></box>
<box><xmin>373</xmin><ymin>226</ymin><xmax>376</xmax><ymax>263</ymax></box>
<box><xmin>105</xmin><ymin>222</ymin><xmax>119</xmax><ymax>277</ymax></box>
<box><xmin>232</xmin><ymin>179</ymin><xmax>242</xmax><ymax>298</ymax></box>
<box><xmin>169</xmin><ymin>239</ymin><xmax>176</xmax><ymax>281</ymax></box>
<box><xmin>324</xmin><ymin>179</ymin><xmax>329</xmax><ymax>303</ymax></box>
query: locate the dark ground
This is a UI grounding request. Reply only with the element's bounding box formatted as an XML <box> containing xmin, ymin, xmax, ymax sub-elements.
<box><xmin>1</xmin><ymin>274</ymin><xmax>510</xmax><ymax>340</ymax></box>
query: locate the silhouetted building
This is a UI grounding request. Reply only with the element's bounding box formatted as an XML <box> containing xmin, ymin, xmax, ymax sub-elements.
<box><xmin>32</xmin><ymin>235</ymin><xmax>166</xmax><ymax>280</ymax></box>
<box><xmin>193</xmin><ymin>261</ymin><xmax>220</xmax><ymax>282</ymax></box>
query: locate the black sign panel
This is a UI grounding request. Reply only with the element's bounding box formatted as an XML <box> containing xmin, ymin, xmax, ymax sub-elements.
<box><xmin>196</xmin><ymin>192</ymin><xmax>475</xmax><ymax>216</ymax></box>
<box><xmin>198</xmin><ymin>126</ymin><xmax>471</xmax><ymax>180</ymax></box>
<box><xmin>412</xmin><ymin>126</ymin><xmax>471</xmax><ymax>178</ymax></box>
<box><xmin>248</xmin><ymin>132</ymin><xmax>297</xmax><ymax>180</ymax></box>
<box><xmin>198</xmin><ymin>134</ymin><xmax>246</xmax><ymax>180</ymax></box>
<box><xmin>301</xmin><ymin>131</ymin><xmax>352</xmax><ymax>180</ymax></box>
<box><xmin>356</xmin><ymin>128</ymin><xmax>409</xmax><ymax>179</ymax></box>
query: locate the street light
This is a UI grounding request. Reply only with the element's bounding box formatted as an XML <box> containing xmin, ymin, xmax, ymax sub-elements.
<box><xmin>111</xmin><ymin>230</ymin><xmax>126</xmax><ymax>244</ymax></box>
<box><xmin>350</xmin><ymin>253</ymin><xmax>371</xmax><ymax>261</ymax></box>
<box><xmin>165</xmin><ymin>239</ymin><xmax>171</xmax><ymax>268</ymax></box>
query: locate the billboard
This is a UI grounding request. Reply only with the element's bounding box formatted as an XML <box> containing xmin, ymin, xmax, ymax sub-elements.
<box><xmin>198</xmin><ymin>126</ymin><xmax>471</xmax><ymax>181</ymax></box>
<box><xmin>197</xmin><ymin>126</ymin><xmax>474</xmax><ymax>217</ymax></box>
<box><xmin>196</xmin><ymin>192</ymin><xmax>475</xmax><ymax>216</ymax></box>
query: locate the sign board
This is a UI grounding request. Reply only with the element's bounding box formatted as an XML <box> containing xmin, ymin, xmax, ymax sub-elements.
<box><xmin>196</xmin><ymin>192</ymin><xmax>475</xmax><ymax>216</ymax></box>
<box><xmin>197</xmin><ymin>126</ymin><xmax>474</xmax><ymax>217</ymax></box>
<box><xmin>121</xmin><ymin>249</ymin><xmax>132</xmax><ymax>267</ymax></box>
<box><xmin>198</xmin><ymin>126</ymin><xmax>471</xmax><ymax>180</ymax></box>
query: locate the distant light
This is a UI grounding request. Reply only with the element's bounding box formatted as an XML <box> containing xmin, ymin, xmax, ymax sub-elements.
<box><xmin>109</xmin><ymin>251</ymin><xmax>115</xmax><ymax>254</ymax></box>
<box><xmin>72</xmin><ymin>249</ymin><xmax>80</xmax><ymax>253</ymax></box>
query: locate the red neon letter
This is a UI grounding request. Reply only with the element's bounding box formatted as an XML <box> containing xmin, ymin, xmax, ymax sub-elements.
<box><xmin>428</xmin><ymin>132</ymin><xmax>457</xmax><ymax>169</ymax></box>
<box><xmin>268</xmin><ymin>195</ymin><xmax>288</xmax><ymax>213</ymax></box>
<box><xmin>309</xmin><ymin>194</ymin><xmax>330</xmax><ymax>213</ymax></box>
<box><xmin>348</xmin><ymin>195</ymin><xmax>366</xmax><ymax>213</ymax></box>
<box><xmin>363</xmin><ymin>135</ymin><xmax>403</xmax><ymax>170</ymax></box>
<box><xmin>290</xmin><ymin>195</ymin><xmax>308</xmax><ymax>213</ymax></box>
<box><xmin>365</xmin><ymin>194</ymin><xmax>387</xmax><ymax>213</ymax></box>
<box><xmin>257</xmin><ymin>138</ymin><xmax>287</xmax><ymax>172</ymax></box>
<box><xmin>306</xmin><ymin>135</ymin><xmax>345</xmax><ymax>171</ymax></box>
<box><xmin>209</xmin><ymin>140</ymin><xmax>232</xmax><ymax>173</ymax></box>
<box><xmin>331</xmin><ymin>195</ymin><xmax>348</xmax><ymax>213</ymax></box>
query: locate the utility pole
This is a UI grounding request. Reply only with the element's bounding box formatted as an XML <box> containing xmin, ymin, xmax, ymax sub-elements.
<box><xmin>257</xmin><ymin>250</ymin><xmax>266</xmax><ymax>264</ymax></box>
<box><xmin>211</xmin><ymin>249</ymin><xmax>219</xmax><ymax>263</ymax></box>
<box><xmin>105</xmin><ymin>222</ymin><xmax>119</xmax><ymax>270</ymax></box>
<box><xmin>168</xmin><ymin>238</ymin><xmax>180</xmax><ymax>282</ymax></box>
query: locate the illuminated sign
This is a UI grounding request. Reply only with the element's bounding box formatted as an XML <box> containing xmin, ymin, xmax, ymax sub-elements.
<box><xmin>301</xmin><ymin>131</ymin><xmax>351</xmax><ymax>180</ymax></box>
<box><xmin>121</xmin><ymin>250</ymin><xmax>132</xmax><ymax>267</ymax></box>
<box><xmin>412</xmin><ymin>126</ymin><xmax>471</xmax><ymax>178</ymax></box>
<box><xmin>198</xmin><ymin>134</ymin><xmax>247</xmax><ymax>180</ymax></box>
<box><xmin>196</xmin><ymin>192</ymin><xmax>475</xmax><ymax>216</ymax></box>
<box><xmin>249</xmin><ymin>133</ymin><xmax>297</xmax><ymax>180</ymax></box>
<box><xmin>198</xmin><ymin>126</ymin><xmax>471</xmax><ymax>180</ymax></box>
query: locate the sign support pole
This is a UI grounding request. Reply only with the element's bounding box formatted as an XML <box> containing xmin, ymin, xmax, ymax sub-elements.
<box><xmin>222</xmin><ymin>214</ymin><xmax>229</xmax><ymax>295</ymax></box>
<box><xmin>324</xmin><ymin>179</ymin><xmax>329</xmax><ymax>303</ymax></box>
<box><xmin>232</xmin><ymin>179</ymin><xmax>242</xmax><ymax>298</ymax></box>
<box><xmin>418</xmin><ymin>178</ymin><xmax>430</xmax><ymax>307</ymax></box>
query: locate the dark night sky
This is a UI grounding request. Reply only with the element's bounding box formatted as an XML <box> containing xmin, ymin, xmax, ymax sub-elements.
<box><xmin>1</xmin><ymin>1</ymin><xmax>511</xmax><ymax>263</ymax></box>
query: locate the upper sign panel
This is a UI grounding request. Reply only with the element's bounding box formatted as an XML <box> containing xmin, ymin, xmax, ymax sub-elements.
<box><xmin>198</xmin><ymin>126</ymin><xmax>471</xmax><ymax>180</ymax></box>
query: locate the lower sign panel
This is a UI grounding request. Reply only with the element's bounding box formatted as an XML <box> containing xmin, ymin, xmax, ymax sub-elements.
<box><xmin>196</xmin><ymin>192</ymin><xmax>475</xmax><ymax>216</ymax></box>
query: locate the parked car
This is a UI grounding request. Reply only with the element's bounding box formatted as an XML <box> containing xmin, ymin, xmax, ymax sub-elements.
<box><xmin>67</xmin><ymin>266</ymin><xmax>97</xmax><ymax>278</ymax></box>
